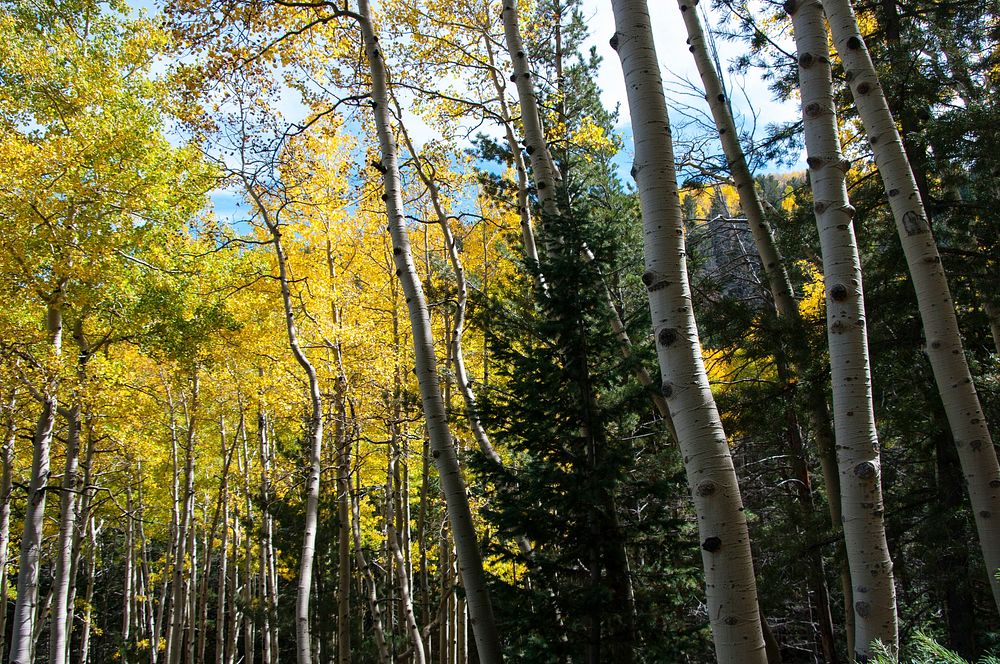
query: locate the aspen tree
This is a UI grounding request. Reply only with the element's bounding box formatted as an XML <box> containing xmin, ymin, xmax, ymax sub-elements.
<box><xmin>787</xmin><ymin>0</ymin><xmax>898</xmax><ymax>655</ymax></box>
<box><xmin>9</xmin><ymin>294</ymin><xmax>63</xmax><ymax>664</ymax></box>
<box><xmin>355</xmin><ymin>0</ymin><xmax>503</xmax><ymax>659</ymax></box>
<box><xmin>49</xmin><ymin>323</ymin><xmax>91</xmax><ymax>664</ymax></box>
<box><xmin>0</xmin><ymin>390</ymin><xmax>14</xmax><ymax>661</ymax></box>
<box><xmin>676</xmin><ymin>3</ymin><xmax>841</xmax><ymax>658</ymax></box>
<box><xmin>821</xmin><ymin>0</ymin><xmax>1000</xmax><ymax>609</ymax></box>
<box><xmin>609</xmin><ymin>0</ymin><xmax>767</xmax><ymax>661</ymax></box>
<box><xmin>245</xmin><ymin>181</ymin><xmax>325</xmax><ymax>664</ymax></box>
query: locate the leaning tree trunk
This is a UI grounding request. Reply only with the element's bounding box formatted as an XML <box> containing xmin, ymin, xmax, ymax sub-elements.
<box><xmin>10</xmin><ymin>294</ymin><xmax>64</xmax><ymax>664</ymax></box>
<box><xmin>355</xmin><ymin>2</ymin><xmax>503</xmax><ymax>661</ymax></box>
<box><xmin>787</xmin><ymin>0</ymin><xmax>899</xmax><ymax>655</ymax></box>
<box><xmin>608</xmin><ymin>2</ymin><xmax>766</xmax><ymax>661</ymax></box>
<box><xmin>677</xmin><ymin>4</ymin><xmax>840</xmax><ymax>659</ymax></box>
<box><xmin>244</xmin><ymin>179</ymin><xmax>325</xmax><ymax>664</ymax></box>
<box><xmin>820</xmin><ymin>0</ymin><xmax>1000</xmax><ymax>610</ymax></box>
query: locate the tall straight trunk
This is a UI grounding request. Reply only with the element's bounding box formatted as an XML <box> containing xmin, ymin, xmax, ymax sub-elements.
<box><xmin>77</xmin><ymin>518</ymin><xmax>100</xmax><ymax>664</ymax></box>
<box><xmin>168</xmin><ymin>374</ymin><xmax>199</xmax><ymax>664</ymax></box>
<box><xmin>225</xmin><ymin>507</ymin><xmax>240</xmax><ymax>664</ymax></box>
<box><xmin>258</xmin><ymin>408</ymin><xmax>279</xmax><ymax>664</ymax></box>
<box><xmin>244</xmin><ymin>182</ymin><xmax>325</xmax><ymax>664</ymax></box>
<box><xmin>124</xmin><ymin>488</ymin><xmax>135</xmax><ymax>649</ymax></box>
<box><xmin>388</xmin><ymin>452</ymin><xmax>426</xmax><ymax>663</ymax></box>
<box><xmin>239</xmin><ymin>426</ymin><xmax>256</xmax><ymax>664</ymax></box>
<box><xmin>215</xmin><ymin>491</ymin><xmax>233</xmax><ymax>664</ymax></box>
<box><xmin>821</xmin><ymin>0</ymin><xmax>1000</xmax><ymax>609</ymax></box>
<box><xmin>482</xmin><ymin>35</ymin><xmax>541</xmax><ymax>272</ymax></box>
<box><xmin>137</xmin><ymin>464</ymin><xmax>157</xmax><ymax>664</ymax></box>
<box><xmin>186</xmin><ymin>502</ymin><xmax>198</xmax><ymax>664</ymax></box>
<box><xmin>355</xmin><ymin>3</ymin><xmax>502</xmax><ymax>661</ymax></box>
<box><xmin>10</xmin><ymin>295</ymin><xmax>63</xmax><ymax>664</ymax></box>
<box><xmin>215</xmin><ymin>420</ymin><xmax>231</xmax><ymax>664</ymax></box>
<box><xmin>787</xmin><ymin>0</ymin><xmax>898</xmax><ymax>655</ymax></box>
<box><xmin>65</xmin><ymin>407</ymin><xmax>97</xmax><ymax>664</ymax></box>
<box><xmin>349</xmin><ymin>466</ymin><xmax>390</xmax><ymax>664</ymax></box>
<box><xmin>50</xmin><ymin>324</ymin><xmax>89</xmax><ymax>664</ymax></box>
<box><xmin>677</xmin><ymin>8</ymin><xmax>843</xmax><ymax>658</ymax></box>
<box><xmin>323</xmin><ymin>239</ymin><xmax>353</xmax><ymax>664</ymax></box>
<box><xmin>608</xmin><ymin>2</ymin><xmax>766</xmax><ymax>661</ymax></box>
<box><xmin>0</xmin><ymin>391</ymin><xmax>17</xmax><ymax>663</ymax></box>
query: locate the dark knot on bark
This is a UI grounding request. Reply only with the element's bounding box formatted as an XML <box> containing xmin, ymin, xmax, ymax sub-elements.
<box><xmin>702</xmin><ymin>537</ymin><xmax>722</xmax><ymax>552</ymax></box>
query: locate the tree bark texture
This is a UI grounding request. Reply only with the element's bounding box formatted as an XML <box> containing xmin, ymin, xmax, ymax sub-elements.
<box><xmin>355</xmin><ymin>2</ymin><xmax>503</xmax><ymax>661</ymax></box>
<box><xmin>788</xmin><ymin>0</ymin><xmax>898</xmax><ymax>655</ymax></box>
<box><xmin>821</xmin><ymin>0</ymin><xmax>1000</xmax><ymax>611</ymax></box>
<box><xmin>609</xmin><ymin>2</ymin><xmax>766</xmax><ymax>661</ymax></box>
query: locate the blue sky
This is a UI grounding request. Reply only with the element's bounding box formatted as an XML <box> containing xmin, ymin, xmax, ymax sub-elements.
<box><xmin>131</xmin><ymin>0</ymin><xmax>801</xmax><ymax>218</ymax></box>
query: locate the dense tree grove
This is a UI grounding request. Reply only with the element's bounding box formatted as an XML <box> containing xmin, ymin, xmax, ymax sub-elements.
<box><xmin>0</xmin><ymin>0</ymin><xmax>998</xmax><ymax>660</ymax></box>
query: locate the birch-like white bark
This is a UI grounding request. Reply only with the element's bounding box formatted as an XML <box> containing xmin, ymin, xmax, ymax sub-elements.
<box><xmin>0</xmin><ymin>391</ymin><xmax>16</xmax><ymax>661</ymax></box>
<box><xmin>356</xmin><ymin>2</ymin><xmax>503</xmax><ymax>660</ymax></box>
<box><xmin>822</xmin><ymin>0</ymin><xmax>1000</xmax><ymax>610</ymax></box>
<box><xmin>609</xmin><ymin>1</ymin><xmax>766</xmax><ymax>661</ymax></box>
<box><xmin>677</xmin><ymin>5</ymin><xmax>842</xmax><ymax>658</ymax></box>
<box><xmin>10</xmin><ymin>295</ymin><xmax>63</xmax><ymax>664</ymax></box>
<box><xmin>787</xmin><ymin>0</ymin><xmax>898</xmax><ymax>655</ymax></box>
<box><xmin>49</xmin><ymin>323</ymin><xmax>89</xmax><ymax>664</ymax></box>
<box><xmin>246</xmin><ymin>182</ymin><xmax>325</xmax><ymax>664</ymax></box>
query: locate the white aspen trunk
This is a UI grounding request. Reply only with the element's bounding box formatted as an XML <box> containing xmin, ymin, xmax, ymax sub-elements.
<box><xmin>124</xmin><ymin>487</ymin><xmax>135</xmax><ymax>647</ymax></box>
<box><xmin>186</xmin><ymin>504</ymin><xmax>198</xmax><ymax>664</ymax></box>
<box><xmin>608</xmin><ymin>2</ymin><xmax>767</xmax><ymax>661</ymax></box>
<box><xmin>678</xmin><ymin>4</ymin><xmax>842</xmax><ymax>658</ymax></box>
<box><xmin>355</xmin><ymin>3</ymin><xmax>503</xmax><ymax>660</ymax></box>
<box><xmin>10</xmin><ymin>295</ymin><xmax>63</xmax><ymax>664</ymax></box>
<box><xmin>500</xmin><ymin>0</ymin><xmax>561</xmax><ymax>218</ymax></box>
<box><xmin>349</xmin><ymin>470</ymin><xmax>391</xmax><ymax>664</ymax></box>
<box><xmin>986</xmin><ymin>300</ymin><xmax>1000</xmax><ymax>356</ymax></box>
<box><xmin>215</xmin><ymin>422</ymin><xmax>231</xmax><ymax>664</ymax></box>
<box><xmin>225</xmin><ymin>506</ymin><xmax>240</xmax><ymax>664</ymax></box>
<box><xmin>77</xmin><ymin>519</ymin><xmax>101</xmax><ymax>664</ymax></box>
<box><xmin>482</xmin><ymin>35</ymin><xmax>542</xmax><ymax>271</ymax></box>
<box><xmin>168</xmin><ymin>376</ymin><xmax>199</xmax><ymax>664</ymax></box>
<box><xmin>323</xmin><ymin>239</ymin><xmax>353</xmax><ymax>664</ymax></box>
<box><xmin>239</xmin><ymin>429</ymin><xmax>255</xmax><ymax>664</ymax></box>
<box><xmin>50</xmin><ymin>324</ymin><xmax>89</xmax><ymax>664</ymax></box>
<box><xmin>258</xmin><ymin>408</ymin><xmax>279</xmax><ymax>664</ymax></box>
<box><xmin>388</xmin><ymin>454</ymin><xmax>426</xmax><ymax>663</ymax></box>
<box><xmin>787</xmin><ymin>0</ymin><xmax>898</xmax><ymax>655</ymax></box>
<box><xmin>66</xmin><ymin>411</ymin><xmax>97</xmax><ymax>657</ymax></box>
<box><xmin>821</xmin><ymin>0</ymin><xmax>1000</xmax><ymax>611</ymax></box>
<box><xmin>244</xmin><ymin>181</ymin><xmax>324</xmax><ymax>664</ymax></box>
<box><xmin>0</xmin><ymin>391</ymin><xmax>17</xmax><ymax>663</ymax></box>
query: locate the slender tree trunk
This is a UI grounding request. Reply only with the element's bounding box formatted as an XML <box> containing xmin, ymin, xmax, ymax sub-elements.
<box><xmin>349</xmin><ymin>467</ymin><xmax>390</xmax><ymax>664</ymax></box>
<box><xmin>389</xmin><ymin>451</ymin><xmax>426</xmax><ymax>663</ymax></box>
<box><xmin>77</xmin><ymin>518</ymin><xmax>101</xmax><ymax>664</ymax></box>
<box><xmin>355</xmin><ymin>3</ymin><xmax>502</xmax><ymax>660</ymax></box>
<box><xmin>10</xmin><ymin>295</ymin><xmax>64</xmax><ymax>664</ymax></box>
<box><xmin>258</xmin><ymin>407</ymin><xmax>279</xmax><ymax>664</ymax></box>
<box><xmin>609</xmin><ymin>3</ymin><xmax>766</xmax><ymax>661</ymax></box>
<box><xmin>50</xmin><ymin>324</ymin><xmax>90</xmax><ymax>664</ymax></box>
<box><xmin>787</xmin><ymin>0</ymin><xmax>898</xmax><ymax>655</ymax></box>
<box><xmin>320</xmin><ymin>239</ymin><xmax>353</xmax><ymax>664</ymax></box>
<box><xmin>169</xmin><ymin>374</ymin><xmax>199</xmax><ymax>664</ymax></box>
<box><xmin>244</xmin><ymin>182</ymin><xmax>325</xmax><ymax>664</ymax></box>
<box><xmin>821</xmin><ymin>0</ymin><xmax>1000</xmax><ymax>610</ymax></box>
<box><xmin>0</xmin><ymin>391</ymin><xmax>17</xmax><ymax>663</ymax></box>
